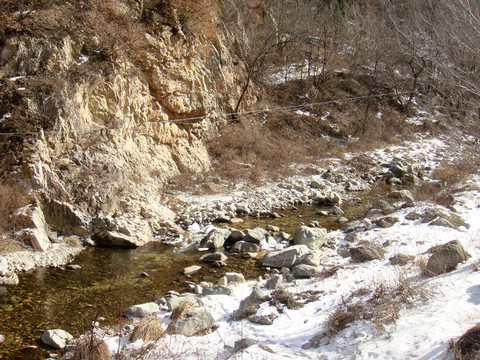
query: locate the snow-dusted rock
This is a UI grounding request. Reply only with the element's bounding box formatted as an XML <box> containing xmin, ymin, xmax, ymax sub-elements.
<box><xmin>199</xmin><ymin>227</ymin><xmax>231</xmax><ymax>249</ymax></box>
<box><xmin>233</xmin><ymin>287</ymin><xmax>265</xmax><ymax>320</ymax></box>
<box><xmin>262</xmin><ymin>245</ymin><xmax>309</xmax><ymax>268</ymax></box>
<box><xmin>293</xmin><ymin>226</ymin><xmax>327</xmax><ymax>250</ymax></box>
<box><xmin>292</xmin><ymin>264</ymin><xmax>324</xmax><ymax>278</ymax></box>
<box><xmin>168</xmin><ymin>309</ymin><xmax>215</xmax><ymax>337</ymax></box>
<box><xmin>426</xmin><ymin>240</ymin><xmax>470</xmax><ymax>276</ymax></box>
<box><xmin>349</xmin><ymin>246</ymin><xmax>384</xmax><ymax>263</ymax></box>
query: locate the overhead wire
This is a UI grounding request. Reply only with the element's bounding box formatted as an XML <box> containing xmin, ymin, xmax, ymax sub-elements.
<box><xmin>0</xmin><ymin>92</ymin><xmax>402</xmax><ymax>136</ymax></box>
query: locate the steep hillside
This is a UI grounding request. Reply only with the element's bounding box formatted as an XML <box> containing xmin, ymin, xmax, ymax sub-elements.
<box><xmin>0</xmin><ymin>0</ymin><xmax>245</xmax><ymax>248</ymax></box>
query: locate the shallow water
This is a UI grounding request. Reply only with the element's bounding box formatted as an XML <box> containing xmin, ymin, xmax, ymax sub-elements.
<box><xmin>0</xmin><ymin>187</ymin><xmax>388</xmax><ymax>359</ymax></box>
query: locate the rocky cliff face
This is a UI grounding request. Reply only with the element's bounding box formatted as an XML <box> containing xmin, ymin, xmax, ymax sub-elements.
<box><xmin>0</xmin><ymin>2</ymin><xmax>244</xmax><ymax>248</ymax></box>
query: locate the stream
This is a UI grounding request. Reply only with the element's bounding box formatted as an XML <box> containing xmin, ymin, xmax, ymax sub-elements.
<box><xmin>0</xmin><ymin>187</ymin><xmax>388</xmax><ymax>359</ymax></box>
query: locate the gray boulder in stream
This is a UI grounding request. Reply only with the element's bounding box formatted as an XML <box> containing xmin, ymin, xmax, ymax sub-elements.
<box><xmin>262</xmin><ymin>245</ymin><xmax>310</xmax><ymax>268</ymax></box>
<box><xmin>40</xmin><ymin>329</ymin><xmax>73</xmax><ymax>349</ymax></box>
<box><xmin>199</xmin><ymin>228</ymin><xmax>231</xmax><ymax>249</ymax></box>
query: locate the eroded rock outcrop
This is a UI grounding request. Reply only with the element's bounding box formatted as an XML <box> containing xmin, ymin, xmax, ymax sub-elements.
<box><xmin>0</xmin><ymin>3</ymin><xmax>245</xmax><ymax>246</ymax></box>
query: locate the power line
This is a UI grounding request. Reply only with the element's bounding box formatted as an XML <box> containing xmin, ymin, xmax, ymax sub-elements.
<box><xmin>0</xmin><ymin>92</ymin><xmax>401</xmax><ymax>136</ymax></box>
<box><xmin>147</xmin><ymin>92</ymin><xmax>401</xmax><ymax>125</ymax></box>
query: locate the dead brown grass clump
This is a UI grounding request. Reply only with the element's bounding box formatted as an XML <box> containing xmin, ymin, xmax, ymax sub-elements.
<box><xmin>170</xmin><ymin>301</ymin><xmax>195</xmax><ymax>321</ymax></box>
<box><xmin>64</xmin><ymin>236</ymin><xmax>83</xmax><ymax>247</ymax></box>
<box><xmin>129</xmin><ymin>316</ymin><xmax>165</xmax><ymax>343</ymax></box>
<box><xmin>325</xmin><ymin>280</ymin><xmax>417</xmax><ymax>337</ymax></box>
<box><xmin>74</xmin><ymin>335</ymin><xmax>110</xmax><ymax>360</ymax></box>
<box><xmin>453</xmin><ymin>323</ymin><xmax>480</xmax><ymax>360</ymax></box>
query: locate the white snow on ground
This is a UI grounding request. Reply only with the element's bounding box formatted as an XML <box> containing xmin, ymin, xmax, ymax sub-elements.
<box><xmin>104</xmin><ymin>167</ymin><xmax>480</xmax><ymax>359</ymax></box>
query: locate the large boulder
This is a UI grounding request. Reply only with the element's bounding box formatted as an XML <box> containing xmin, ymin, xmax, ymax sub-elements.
<box><xmin>199</xmin><ymin>227</ymin><xmax>231</xmax><ymax>249</ymax></box>
<box><xmin>15</xmin><ymin>205</ymin><xmax>51</xmax><ymax>252</ymax></box>
<box><xmin>40</xmin><ymin>329</ymin><xmax>73</xmax><ymax>349</ymax></box>
<box><xmin>168</xmin><ymin>309</ymin><xmax>215</xmax><ymax>337</ymax></box>
<box><xmin>262</xmin><ymin>245</ymin><xmax>309</xmax><ymax>268</ymax></box>
<box><xmin>426</xmin><ymin>240</ymin><xmax>470</xmax><ymax>276</ymax></box>
<box><xmin>233</xmin><ymin>287</ymin><xmax>266</xmax><ymax>320</ymax></box>
<box><xmin>293</xmin><ymin>226</ymin><xmax>327</xmax><ymax>250</ymax></box>
<box><xmin>243</xmin><ymin>228</ymin><xmax>268</xmax><ymax>245</ymax></box>
<box><xmin>92</xmin><ymin>216</ymin><xmax>153</xmax><ymax>247</ymax></box>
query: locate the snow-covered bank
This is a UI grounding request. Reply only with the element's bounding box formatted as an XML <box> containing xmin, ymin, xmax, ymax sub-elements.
<box><xmin>92</xmin><ymin>178</ymin><xmax>480</xmax><ymax>359</ymax></box>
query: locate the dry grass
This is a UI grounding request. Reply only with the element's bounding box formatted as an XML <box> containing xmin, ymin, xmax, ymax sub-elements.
<box><xmin>74</xmin><ymin>335</ymin><xmax>110</xmax><ymax>360</ymax></box>
<box><xmin>0</xmin><ymin>182</ymin><xmax>31</xmax><ymax>233</ymax></box>
<box><xmin>65</xmin><ymin>236</ymin><xmax>83</xmax><ymax>247</ymax></box>
<box><xmin>453</xmin><ymin>323</ymin><xmax>480</xmax><ymax>360</ymax></box>
<box><xmin>325</xmin><ymin>280</ymin><xmax>417</xmax><ymax>337</ymax></box>
<box><xmin>170</xmin><ymin>301</ymin><xmax>195</xmax><ymax>321</ymax></box>
<box><xmin>130</xmin><ymin>316</ymin><xmax>165</xmax><ymax>343</ymax></box>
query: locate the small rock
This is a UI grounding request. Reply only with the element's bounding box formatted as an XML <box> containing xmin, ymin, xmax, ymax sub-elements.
<box><xmin>350</xmin><ymin>246</ymin><xmax>383</xmax><ymax>263</ymax></box>
<box><xmin>341</xmin><ymin>220</ymin><xmax>364</xmax><ymax>233</ymax></box>
<box><xmin>202</xmin><ymin>285</ymin><xmax>232</xmax><ymax>296</ymax></box>
<box><xmin>389</xmin><ymin>254</ymin><xmax>415</xmax><ymax>266</ymax></box>
<box><xmin>389</xmin><ymin>189</ymin><xmax>414</xmax><ymax>202</ymax></box>
<box><xmin>140</xmin><ymin>272</ymin><xmax>150</xmax><ymax>277</ymax></box>
<box><xmin>217</xmin><ymin>276</ymin><xmax>228</xmax><ymax>286</ymax></box>
<box><xmin>235</xmin><ymin>203</ymin><xmax>250</xmax><ymax>215</ymax></box>
<box><xmin>40</xmin><ymin>329</ymin><xmax>73</xmax><ymax>349</ymax></box>
<box><xmin>66</xmin><ymin>264</ymin><xmax>81</xmax><ymax>270</ymax></box>
<box><xmin>292</xmin><ymin>264</ymin><xmax>323</xmax><ymax>278</ymax></box>
<box><xmin>200</xmin><ymin>252</ymin><xmax>228</xmax><ymax>263</ymax></box>
<box><xmin>225</xmin><ymin>272</ymin><xmax>245</xmax><ymax>283</ymax></box>
<box><xmin>405</xmin><ymin>211</ymin><xmax>422</xmax><ymax>220</ymax></box>
<box><xmin>265</xmin><ymin>274</ymin><xmax>283</xmax><ymax>290</ymax></box>
<box><xmin>0</xmin><ymin>258</ymin><xmax>9</xmax><ymax>276</ymax></box>
<box><xmin>125</xmin><ymin>302</ymin><xmax>159</xmax><ymax>318</ymax></box>
<box><xmin>266</xmin><ymin>225</ymin><xmax>280</xmax><ymax>232</ymax></box>
<box><xmin>248</xmin><ymin>314</ymin><xmax>276</xmax><ymax>325</ymax></box>
<box><xmin>0</xmin><ymin>334</ymin><xmax>5</xmax><ymax>344</ymax></box>
<box><xmin>229</xmin><ymin>218</ymin><xmax>244</xmax><ymax>224</ymax></box>
<box><xmin>0</xmin><ymin>273</ymin><xmax>19</xmax><ymax>286</ymax></box>
<box><xmin>182</xmin><ymin>265</ymin><xmax>201</xmax><ymax>276</ymax></box>
<box><xmin>234</xmin><ymin>338</ymin><xmax>257</xmax><ymax>352</ymax></box>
